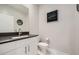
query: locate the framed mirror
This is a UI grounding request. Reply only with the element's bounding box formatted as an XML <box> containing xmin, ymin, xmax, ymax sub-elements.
<box><xmin>17</xmin><ymin>19</ymin><xmax>23</xmax><ymax>26</ymax></box>
<box><xmin>0</xmin><ymin>4</ymin><xmax>29</xmax><ymax>33</ymax></box>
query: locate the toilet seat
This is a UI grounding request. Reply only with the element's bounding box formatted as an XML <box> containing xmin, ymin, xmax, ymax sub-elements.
<box><xmin>38</xmin><ymin>42</ymin><xmax>48</xmax><ymax>46</ymax></box>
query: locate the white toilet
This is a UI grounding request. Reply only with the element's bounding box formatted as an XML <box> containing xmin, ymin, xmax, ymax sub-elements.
<box><xmin>38</xmin><ymin>42</ymin><xmax>68</xmax><ymax>55</ymax></box>
<box><xmin>38</xmin><ymin>37</ymin><xmax>68</xmax><ymax>55</ymax></box>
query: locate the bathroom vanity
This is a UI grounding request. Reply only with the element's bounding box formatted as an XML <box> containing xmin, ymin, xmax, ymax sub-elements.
<box><xmin>0</xmin><ymin>4</ymin><xmax>39</xmax><ymax>55</ymax></box>
<box><xmin>0</xmin><ymin>35</ymin><xmax>39</xmax><ymax>55</ymax></box>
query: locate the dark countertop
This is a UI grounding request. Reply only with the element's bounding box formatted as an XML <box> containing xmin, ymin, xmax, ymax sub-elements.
<box><xmin>0</xmin><ymin>34</ymin><xmax>38</xmax><ymax>44</ymax></box>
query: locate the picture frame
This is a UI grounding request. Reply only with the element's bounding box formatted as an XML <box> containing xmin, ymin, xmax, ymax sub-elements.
<box><xmin>47</xmin><ymin>10</ymin><xmax>58</xmax><ymax>22</ymax></box>
<box><xmin>76</xmin><ymin>4</ymin><xmax>79</xmax><ymax>12</ymax></box>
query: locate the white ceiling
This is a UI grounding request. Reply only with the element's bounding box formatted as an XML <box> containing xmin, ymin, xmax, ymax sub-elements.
<box><xmin>8</xmin><ymin>4</ymin><xmax>28</xmax><ymax>14</ymax></box>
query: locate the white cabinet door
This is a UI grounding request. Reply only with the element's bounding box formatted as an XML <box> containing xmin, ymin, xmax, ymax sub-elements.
<box><xmin>4</xmin><ymin>49</ymin><xmax>17</xmax><ymax>55</ymax></box>
<box><xmin>0</xmin><ymin>41</ymin><xmax>16</xmax><ymax>55</ymax></box>
<box><xmin>10</xmin><ymin>39</ymin><xmax>27</xmax><ymax>55</ymax></box>
<box><xmin>26</xmin><ymin>36</ymin><xmax>39</xmax><ymax>55</ymax></box>
<box><xmin>4</xmin><ymin>46</ymin><xmax>25</xmax><ymax>55</ymax></box>
<box><xmin>15</xmin><ymin>39</ymin><xmax>28</xmax><ymax>55</ymax></box>
<box><xmin>30</xmin><ymin>36</ymin><xmax>39</xmax><ymax>55</ymax></box>
<box><xmin>3</xmin><ymin>39</ymin><xmax>26</xmax><ymax>55</ymax></box>
<box><xmin>13</xmin><ymin>47</ymin><xmax>25</xmax><ymax>55</ymax></box>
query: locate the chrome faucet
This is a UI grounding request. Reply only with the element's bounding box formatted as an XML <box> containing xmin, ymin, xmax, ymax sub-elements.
<box><xmin>18</xmin><ymin>28</ymin><xmax>22</xmax><ymax>36</ymax></box>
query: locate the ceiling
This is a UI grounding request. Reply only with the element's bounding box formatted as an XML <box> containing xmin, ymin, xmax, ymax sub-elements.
<box><xmin>8</xmin><ymin>4</ymin><xmax>28</xmax><ymax>15</ymax></box>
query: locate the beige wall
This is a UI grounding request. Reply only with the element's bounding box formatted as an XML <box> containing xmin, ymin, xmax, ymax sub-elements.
<box><xmin>74</xmin><ymin>4</ymin><xmax>79</xmax><ymax>54</ymax></box>
<box><xmin>39</xmin><ymin>4</ymin><xmax>75</xmax><ymax>54</ymax></box>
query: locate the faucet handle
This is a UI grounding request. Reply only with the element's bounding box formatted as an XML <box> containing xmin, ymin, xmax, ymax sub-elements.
<box><xmin>18</xmin><ymin>28</ymin><xmax>22</xmax><ymax>36</ymax></box>
<box><xmin>18</xmin><ymin>28</ymin><xmax>21</xmax><ymax>32</ymax></box>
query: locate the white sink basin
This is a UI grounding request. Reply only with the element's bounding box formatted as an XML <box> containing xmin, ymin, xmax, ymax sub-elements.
<box><xmin>12</xmin><ymin>35</ymin><xmax>29</xmax><ymax>39</ymax></box>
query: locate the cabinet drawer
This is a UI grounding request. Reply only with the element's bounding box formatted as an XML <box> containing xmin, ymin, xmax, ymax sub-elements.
<box><xmin>27</xmin><ymin>36</ymin><xmax>39</xmax><ymax>55</ymax></box>
<box><xmin>0</xmin><ymin>41</ymin><xmax>16</xmax><ymax>54</ymax></box>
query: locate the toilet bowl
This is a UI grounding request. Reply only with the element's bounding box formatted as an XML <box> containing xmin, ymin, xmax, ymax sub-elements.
<box><xmin>38</xmin><ymin>42</ymin><xmax>48</xmax><ymax>54</ymax></box>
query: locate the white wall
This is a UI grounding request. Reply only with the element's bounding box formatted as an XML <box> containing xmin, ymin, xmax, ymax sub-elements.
<box><xmin>24</xmin><ymin>4</ymin><xmax>39</xmax><ymax>35</ymax></box>
<box><xmin>39</xmin><ymin>4</ymin><xmax>75</xmax><ymax>54</ymax></box>
<box><xmin>0</xmin><ymin>5</ymin><xmax>29</xmax><ymax>32</ymax></box>
<box><xmin>74</xmin><ymin>4</ymin><xmax>79</xmax><ymax>54</ymax></box>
